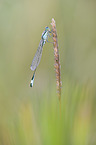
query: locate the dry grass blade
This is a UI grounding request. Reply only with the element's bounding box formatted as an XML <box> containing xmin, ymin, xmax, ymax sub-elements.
<box><xmin>51</xmin><ymin>18</ymin><xmax>62</xmax><ymax>103</ymax></box>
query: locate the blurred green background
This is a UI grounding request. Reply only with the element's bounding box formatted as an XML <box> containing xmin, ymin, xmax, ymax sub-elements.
<box><xmin>0</xmin><ymin>0</ymin><xmax>96</xmax><ymax>145</ymax></box>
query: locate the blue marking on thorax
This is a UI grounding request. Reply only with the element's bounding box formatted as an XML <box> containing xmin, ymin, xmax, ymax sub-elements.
<box><xmin>42</xmin><ymin>31</ymin><xmax>48</xmax><ymax>40</ymax></box>
<box><xmin>42</xmin><ymin>31</ymin><xmax>48</xmax><ymax>41</ymax></box>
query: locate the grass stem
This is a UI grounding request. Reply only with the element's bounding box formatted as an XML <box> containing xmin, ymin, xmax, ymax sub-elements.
<box><xmin>51</xmin><ymin>18</ymin><xmax>62</xmax><ymax>109</ymax></box>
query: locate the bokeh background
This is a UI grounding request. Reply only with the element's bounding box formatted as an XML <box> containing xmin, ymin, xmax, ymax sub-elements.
<box><xmin>0</xmin><ymin>0</ymin><xmax>96</xmax><ymax>144</ymax></box>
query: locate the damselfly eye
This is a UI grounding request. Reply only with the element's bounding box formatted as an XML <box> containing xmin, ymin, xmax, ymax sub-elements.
<box><xmin>45</xmin><ymin>26</ymin><xmax>50</xmax><ymax>31</ymax></box>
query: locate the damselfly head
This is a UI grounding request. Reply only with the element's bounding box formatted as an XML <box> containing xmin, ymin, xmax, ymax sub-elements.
<box><xmin>45</xmin><ymin>26</ymin><xmax>50</xmax><ymax>32</ymax></box>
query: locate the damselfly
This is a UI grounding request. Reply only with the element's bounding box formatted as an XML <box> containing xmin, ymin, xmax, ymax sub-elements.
<box><xmin>30</xmin><ymin>26</ymin><xmax>51</xmax><ymax>87</ymax></box>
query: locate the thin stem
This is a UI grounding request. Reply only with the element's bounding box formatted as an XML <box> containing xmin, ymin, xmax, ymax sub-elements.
<box><xmin>51</xmin><ymin>18</ymin><xmax>62</xmax><ymax>105</ymax></box>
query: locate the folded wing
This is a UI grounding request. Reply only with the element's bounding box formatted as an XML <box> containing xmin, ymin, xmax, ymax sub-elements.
<box><xmin>30</xmin><ymin>39</ymin><xmax>44</xmax><ymax>71</ymax></box>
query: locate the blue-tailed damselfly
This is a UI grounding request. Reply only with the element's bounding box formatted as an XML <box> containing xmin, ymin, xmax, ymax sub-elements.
<box><xmin>30</xmin><ymin>26</ymin><xmax>51</xmax><ymax>87</ymax></box>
